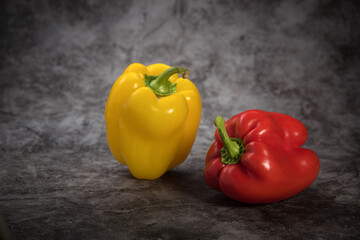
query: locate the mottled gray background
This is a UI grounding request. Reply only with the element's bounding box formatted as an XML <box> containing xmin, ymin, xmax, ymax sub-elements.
<box><xmin>1</xmin><ymin>0</ymin><xmax>359</xmax><ymax>239</ymax></box>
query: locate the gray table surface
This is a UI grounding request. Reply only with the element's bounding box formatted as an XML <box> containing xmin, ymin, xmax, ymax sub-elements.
<box><xmin>1</xmin><ymin>1</ymin><xmax>359</xmax><ymax>239</ymax></box>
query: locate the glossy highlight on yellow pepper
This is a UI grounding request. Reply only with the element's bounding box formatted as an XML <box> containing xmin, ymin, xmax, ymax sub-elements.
<box><xmin>105</xmin><ymin>63</ymin><xmax>202</xmax><ymax>180</ymax></box>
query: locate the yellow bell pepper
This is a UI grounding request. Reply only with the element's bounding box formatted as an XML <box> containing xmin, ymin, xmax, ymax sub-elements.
<box><xmin>105</xmin><ymin>63</ymin><xmax>202</xmax><ymax>180</ymax></box>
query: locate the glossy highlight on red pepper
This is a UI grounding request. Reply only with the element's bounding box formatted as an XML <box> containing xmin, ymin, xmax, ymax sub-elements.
<box><xmin>204</xmin><ymin>110</ymin><xmax>320</xmax><ymax>204</ymax></box>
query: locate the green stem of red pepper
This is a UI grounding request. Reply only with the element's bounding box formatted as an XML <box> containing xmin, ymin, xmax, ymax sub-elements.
<box><xmin>214</xmin><ymin>116</ymin><xmax>244</xmax><ymax>164</ymax></box>
<box><xmin>144</xmin><ymin>67</ymin><xmax>189</xmax><ymax>96</ymax></box>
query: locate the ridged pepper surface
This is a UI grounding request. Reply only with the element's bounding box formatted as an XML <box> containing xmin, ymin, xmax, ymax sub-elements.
<box><xmin>204</xmin><ymin>110</ymin><xmax>320</xmax><ymax>203</ymax></box>
<box><xmin>105</xmin><ymin>63</ymin><xmax>201</xmax><ymax>180</ymax></box>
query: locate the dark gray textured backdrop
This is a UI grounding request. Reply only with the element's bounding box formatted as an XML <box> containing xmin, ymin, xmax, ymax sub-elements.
<box><xmin>1</xmin><ymin>0</ymin><xmax>359</xmax><ymax>239</ymax></box>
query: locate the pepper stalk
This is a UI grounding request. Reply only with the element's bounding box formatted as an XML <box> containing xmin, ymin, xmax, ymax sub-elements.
<box><xmin>214</xmin><ymin>116</ymin><xmax>245</xmax><ymax>164</ymax></box>
<box><xmin>144</xmin><ymin>67</ymin><xmax>189</xmax><ymax>96</ymax></box>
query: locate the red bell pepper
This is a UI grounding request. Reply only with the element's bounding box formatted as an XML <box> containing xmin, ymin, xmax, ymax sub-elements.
<box><xmin>204</xmin><ymin>110</ymin><xmax>320</xmax><ymax>203</ymax></box>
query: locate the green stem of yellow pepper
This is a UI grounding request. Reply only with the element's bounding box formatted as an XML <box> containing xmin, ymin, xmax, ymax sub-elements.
<box><xmin>145</xmin><ymin>67</ymin><xmax>189</xmax><ymax>96</ymax></box>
